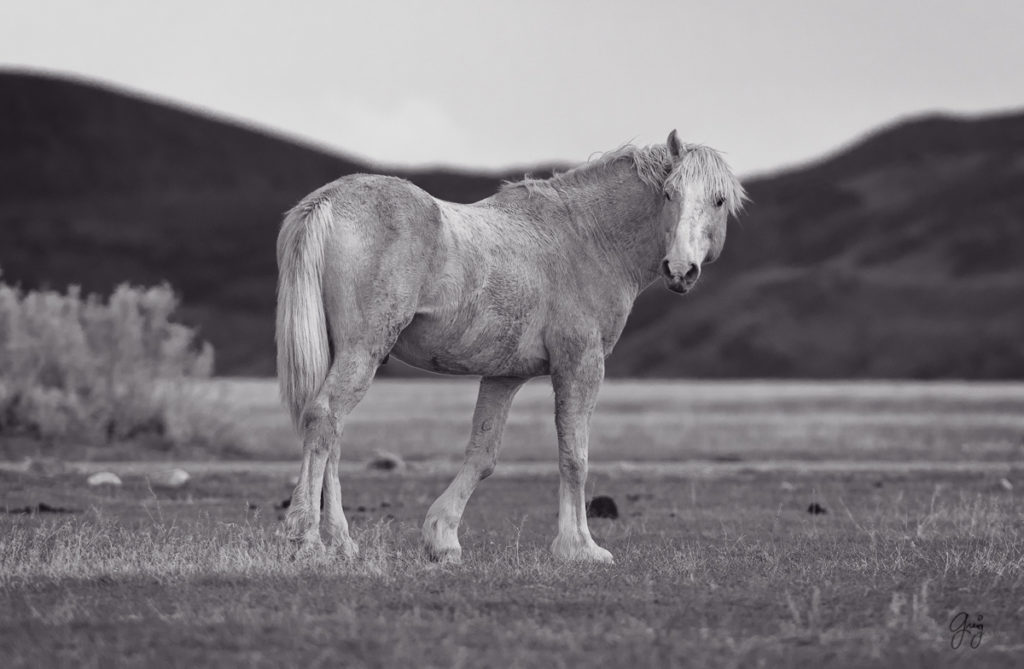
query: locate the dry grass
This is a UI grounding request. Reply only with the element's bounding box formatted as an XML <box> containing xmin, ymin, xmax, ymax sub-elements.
<box><xmin>1</xmin><ymin>464</ymin><xmax>1023</xmax><ymax>667</ymax></box>
<box><xmin>2</xmin><ymin>380</ymin><xmax>1023</xmax><ymax>666</ymax></box>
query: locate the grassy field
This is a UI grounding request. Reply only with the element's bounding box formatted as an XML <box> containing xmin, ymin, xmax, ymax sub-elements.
<box><xmin>2</xmin><ymin>379</ymin><xmax>1024</xmax><ymax>667</ymax></box>
<box><xmin>212</xmin><ymin>377</ymin><xmax>1024</xmax><ymax>463</ymax></box>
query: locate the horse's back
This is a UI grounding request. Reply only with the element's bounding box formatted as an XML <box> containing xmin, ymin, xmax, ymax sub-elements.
<box><xmin>312</xmin><ymin>174</ymin><xmax>439</xmax><ymax>229</ymax></box>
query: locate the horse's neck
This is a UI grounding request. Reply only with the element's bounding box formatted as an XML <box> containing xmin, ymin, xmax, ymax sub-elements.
<box><xmin>559</xmin><ymin>164</ymin><xmax>665</xmax><ymax>289</ymax></box>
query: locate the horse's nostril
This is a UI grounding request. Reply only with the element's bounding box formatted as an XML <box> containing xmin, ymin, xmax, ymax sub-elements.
<box><xmin>661</xmin><ymin>259</ymin><xmax>671</xmax><ymax>277</ymax></box>
<box><xmin>684</xmin><ymin>264</ymin><xmax>700</xmax><ymax>282</ymax></box>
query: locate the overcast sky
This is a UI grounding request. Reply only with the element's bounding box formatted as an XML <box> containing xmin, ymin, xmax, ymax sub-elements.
<box><xmin>2</xmin><ymin>1</ymin><xmax>1022</xmax><ymax>175</ymax></box>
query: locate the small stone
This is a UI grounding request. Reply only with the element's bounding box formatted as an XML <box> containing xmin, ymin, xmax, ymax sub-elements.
<box><xmin>586</xmin><ymin>495</ymin><xmax>619</xmax><ymax>519</ymax></box>
<box><xmin>87</xmin><ymin>472</ymin><xmax>122</xmax><ymax>487</ymax></box>
<box><xmin>1000</xmin><ymin>478</ymin><xmax>1013</xmax><ymax>491</ymax></box>
<box><xmin>780</xmin><ymin>481</ymin><xmax>795</xmax><ymax>491</ymax></box>
<box><xmin>366</xmin><ymin>450</ymin><xmax>405</xmax><ymax>471</ymax></box>
<box><xmin>150</xmin><ymin>468</ymin><xmax>190</xmax><ymax>488</ymax></box>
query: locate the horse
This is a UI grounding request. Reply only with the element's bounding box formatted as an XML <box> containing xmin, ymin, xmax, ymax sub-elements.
<box><xmin>276</xmin><ymin>130</ymin><xmax>746</xmax><ymax>563</ymax></box>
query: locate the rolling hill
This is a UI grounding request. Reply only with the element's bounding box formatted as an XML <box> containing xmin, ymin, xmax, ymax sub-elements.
<box><xmin>0</xmin><ymin>71</ymin><xmax>544</xmax><ymax>375</ymax></box>
<box><xmin>2</xmin><ymin>71</ymin><xmax>1022</xmax><ymax>378</ymax></box>
<box><xmin>611</xmin><ymin>111</ymin><xmax>1024</xmax><ymax>378</ymax></box>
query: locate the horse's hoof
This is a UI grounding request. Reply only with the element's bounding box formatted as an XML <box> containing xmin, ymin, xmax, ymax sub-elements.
<box><xmin>290</xmin><ymin>539</ymin><xmax>326</xmax><ymax>563</ymax></box>
<box><xmin>551</xmin><ymin>537</ymin><xmax>614</xmax><ymax>564</ymax></box>
<box><xmin>326</xmin><ymin>540</ymin><xmax>360</xmax><ymax>560</ymax></box>
<box><xmin>422</xmin><ymin>515</ymin><xmax>462</xmax><ymax>564</ymax></box>
<box><xmin>423</xmin><ymin>542</ymin><xmax>462</xmax><ymax>565</ymax></box>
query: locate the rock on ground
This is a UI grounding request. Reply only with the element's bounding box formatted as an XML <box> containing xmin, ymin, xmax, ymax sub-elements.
<box><xmin>149</xmin><ymin>468</ymin><xmax>190</xmax><ymax>488</ymax></box>
<box><xmin>366</xmin><ymin>450</ymin><xmax>405</xmax><ymax>471</ymax></box>
<box><xmin>86</xmin><ymin>472</ymin><xmax>122</xmax><ymax>487</ymax></box>
<box><xmin>586</xmin><ymin>495</ymin><xmax>619</xmax><ymax>519</ymax></box>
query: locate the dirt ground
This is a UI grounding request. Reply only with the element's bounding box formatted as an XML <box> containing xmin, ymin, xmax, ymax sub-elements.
<box><xmin>2</xmin><ymin>458</ymin><xmax>1022</xmax><ymax>667</ymax></box>
<box><xmin>3</xmin><ymin>380</ymin><xmax>1023</xmax><ymax>666</ymax></box>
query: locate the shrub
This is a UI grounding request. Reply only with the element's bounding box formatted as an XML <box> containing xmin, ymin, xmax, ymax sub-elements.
<box><xmin>0</xmin><ymin>275</ymin><xmax>247</xmax><ymax>453</ymax></box>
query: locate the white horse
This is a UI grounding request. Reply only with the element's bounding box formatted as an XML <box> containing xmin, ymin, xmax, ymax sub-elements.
<box><xmin>276</xmin><ymin>130</ymin><xmax>746</xmax><ymax>563</ymax></box>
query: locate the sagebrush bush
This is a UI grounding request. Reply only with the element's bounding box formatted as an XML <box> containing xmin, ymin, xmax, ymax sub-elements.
<box><xmin>0</xmin><ymin>274</ymin><xmax>247</xmax><ymax>452</ymax></box>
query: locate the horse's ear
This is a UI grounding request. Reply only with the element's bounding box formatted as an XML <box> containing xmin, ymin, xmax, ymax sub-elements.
<box><xmin>667</xmin><ymin>129</ymin><xmax>683</xmax><ymax>158</ymax></box>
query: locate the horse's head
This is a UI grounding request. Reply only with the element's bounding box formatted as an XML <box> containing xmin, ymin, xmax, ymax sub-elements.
<box><xmin>658</xmin><ymin>130</ymin><xmax>745</xmax><ymax>294</ymax></box>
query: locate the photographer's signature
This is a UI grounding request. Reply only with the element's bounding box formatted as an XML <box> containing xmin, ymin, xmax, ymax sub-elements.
<box><xmin>949</xmin><ymin>612</ymin><xmax>983</xmax><ymax>649</ymax></box>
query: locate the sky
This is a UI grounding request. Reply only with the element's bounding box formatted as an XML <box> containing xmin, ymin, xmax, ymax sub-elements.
<box><xmin>2</xmin><ymin>0</ymin><xmax>1023</xmax><ymax>176</ymax></box>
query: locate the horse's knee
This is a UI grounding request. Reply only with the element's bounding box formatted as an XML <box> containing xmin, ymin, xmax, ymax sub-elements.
<box><xmin>301</xmin><ymin>403</ymin><xmax>340</xmax><ymax>453</ymax></box>
<box><xmin>468</xmin><ymin>456</ymin><xmax>496</xmax><ymax>481</ymax></box>
<box><xmin>476</xmin><ymin>461</ymin><xmax>496</xmax><ymax>480</ymax></box>
<box><xmin>465</xmin><ymin>445</ymin><xmax>498</xmax><ymax>480</ymax></box>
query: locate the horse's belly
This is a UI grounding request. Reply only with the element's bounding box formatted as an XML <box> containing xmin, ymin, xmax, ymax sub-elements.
<box><xmin>392</xmin><ymin>309</ymin><xmax>549</xmax><ymax>377</ymax></box>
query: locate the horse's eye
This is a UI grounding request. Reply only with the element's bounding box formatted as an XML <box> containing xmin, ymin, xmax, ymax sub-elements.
<box><xmin>714</xmin><ymin>197</ymin><xmax>725</xmax><ymax>208</ymax></box>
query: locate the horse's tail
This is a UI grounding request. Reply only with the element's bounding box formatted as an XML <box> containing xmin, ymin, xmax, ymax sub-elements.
<box><xmin>275</xmin><ymin>194</ymin><xmax>335</xmax><ymax>430</ymax></box>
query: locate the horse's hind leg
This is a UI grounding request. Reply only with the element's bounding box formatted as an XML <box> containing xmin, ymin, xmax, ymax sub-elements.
<box><xmin>423</xmin><ymin>376</ymin><xmax>526</xmax><ymax>563</ymax></box>
<box><xmin>322</xmin><ymin>426</ymin><xmax>357</xmax><ymax>558</ymax></box>
<box><xmin>285</xmin><ymin>350</ymin><xmax>378</xmax><ymax>560</ymax></box>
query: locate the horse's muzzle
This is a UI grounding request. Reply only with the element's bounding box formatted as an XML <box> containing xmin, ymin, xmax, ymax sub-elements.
<box><xmin>662</xmin><ymin>260</ymin><xmax>701</xmax><ymax>294</ymax></box>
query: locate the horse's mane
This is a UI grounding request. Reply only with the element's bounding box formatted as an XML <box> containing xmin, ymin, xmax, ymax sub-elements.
<box><xmin>502</xmin><ymin>142</ymin><xmax>747</xmax><ymax>216</ymax></box>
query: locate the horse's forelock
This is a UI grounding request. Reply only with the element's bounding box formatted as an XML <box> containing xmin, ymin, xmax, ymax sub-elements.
<box><xmin>665</xmin><ymin>145</ymin><xmax>748</xmax><ymax>216</ymax></box>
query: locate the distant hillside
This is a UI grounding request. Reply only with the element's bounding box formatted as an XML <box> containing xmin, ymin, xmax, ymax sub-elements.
<box><xmin>0</xmin><ymin>71</ymin><xmax>545</xmax><ymax>375</ymax></box>
<box><xmin>2</xmin><ymin>71</ymin><xmax>1023</xmax><ymax>378</ymax></box>
<box><xmin>611</xmin><ymin>111</ymin><xmax>1024</xmax><ymax>378</ymax></box>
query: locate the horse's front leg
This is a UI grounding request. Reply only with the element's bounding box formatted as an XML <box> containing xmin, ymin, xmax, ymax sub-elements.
<box><xmin>550</xmin><ymin>341</ymin><xmax>613</xmax><ymax>563</ymax></box>
<box><xmin>423</xmin><ymin>376</ymin><xmax>526</xmax><ymax>563</ymax></box>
